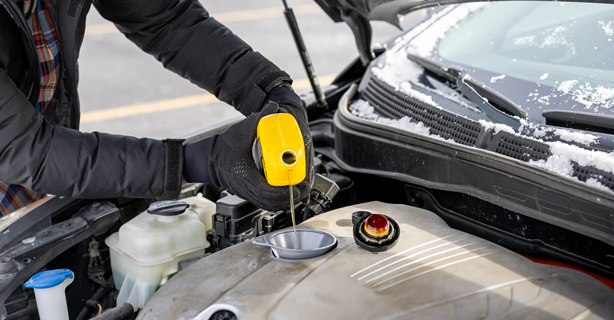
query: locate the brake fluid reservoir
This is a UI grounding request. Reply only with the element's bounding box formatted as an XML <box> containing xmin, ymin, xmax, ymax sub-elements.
<box><xmin>105</xmin><ymin>200</ymin><xmax>209</xmax><ymax>310</ymax></box>
<box><xmin>182</xmin><ymin>193</ymin><xmax>216</xmax><ymax>233</ymax></box>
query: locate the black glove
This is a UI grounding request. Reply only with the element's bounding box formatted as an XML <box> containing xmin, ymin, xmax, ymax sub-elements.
<box><xmin>183</xmin><ymin>90</ymin><xmax>313</xmax><ymax>211</ymax></box>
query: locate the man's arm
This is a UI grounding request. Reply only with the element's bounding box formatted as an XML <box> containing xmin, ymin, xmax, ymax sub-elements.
<box><xmin>0</xmin><ymin>69</ymin><xmax>183</xmax><ymax>199</ymax></box>
<box><xmin>93</xmin><ymin>0</ymin><xmax>291</xmax><ymax>116</ymax></box>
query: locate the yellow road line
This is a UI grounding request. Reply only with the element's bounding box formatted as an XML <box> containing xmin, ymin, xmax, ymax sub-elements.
<box><xmin>80</xmin><ymin>73</ymin><xmax>336</xmax><ymax>123</ymax></box>
<box><xmin>85</xmin><ymin>4</ymin><xmax>322</xmax><ymax>36</ymax></box>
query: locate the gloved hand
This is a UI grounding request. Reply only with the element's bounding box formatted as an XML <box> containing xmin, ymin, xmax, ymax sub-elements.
<box><xmin>183</xmin><ymin>87</ymin><xmax>313</xmax><ymax>211</ymax></box>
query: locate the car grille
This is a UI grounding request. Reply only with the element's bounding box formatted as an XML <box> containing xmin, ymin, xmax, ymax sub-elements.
<box><xmin>360</xmin><ymin>76</ymin><xmax>614</xmax><ymax>192</ymax></box>
<box><xmin>486</xmin><ymin>132</ymin><xmax>550</xmax><ymax>162</ymax></box>
<box><xmin>363</xmin><ymin>77</ymin><xmax>484</xmax><ymax>146</ymax></box>
<box><xmin>573</xmin><ymin>164</ymin><xmax>614</xmax><ymax>190</ymax></box>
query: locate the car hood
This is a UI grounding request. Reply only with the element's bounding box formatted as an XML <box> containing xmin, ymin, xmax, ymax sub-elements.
<box><xmin>314</xmin><ymin>0</ymin><xmax>610</xmax><ymax>27</ymax></box>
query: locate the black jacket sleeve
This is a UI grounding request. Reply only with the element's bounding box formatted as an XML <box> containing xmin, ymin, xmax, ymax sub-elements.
<box><xmin>0</xmin><ymin>69</ymin><xmax>183</xmax><ymax>199</ymax></box>
<box><xmin>93</xmin><ymin>0</ymin><xmax>292</xmax><ymax>116</ymax></box>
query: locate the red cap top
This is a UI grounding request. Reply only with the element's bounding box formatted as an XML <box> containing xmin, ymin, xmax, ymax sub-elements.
<box><xmin>364</xmin><ymin>214</ymin><xmax>390</xmax><ymax>237</ymax></box>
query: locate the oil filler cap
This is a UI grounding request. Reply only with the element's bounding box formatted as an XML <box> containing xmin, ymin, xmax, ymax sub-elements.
<box><xmin>352</xmin><ymin>211</ymin><xmax>399</xmax><ymax>252</ymax></box>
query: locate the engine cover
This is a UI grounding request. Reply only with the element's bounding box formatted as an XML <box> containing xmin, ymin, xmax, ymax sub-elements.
<box><xmin>139</xmin><ymin>202</ymin><xmax>614</xmax><ymax>320</ymax></box>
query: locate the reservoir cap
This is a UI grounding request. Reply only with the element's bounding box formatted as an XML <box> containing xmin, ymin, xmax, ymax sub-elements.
<box><xmin>25</xmin><ymin>269</ymin><xmax>73</xmax><ymax>289</ymax></box>
<box><xmin>147</xmin><ymin>201</ymin><xmax>189</xmax><ymax>216</ymax></box>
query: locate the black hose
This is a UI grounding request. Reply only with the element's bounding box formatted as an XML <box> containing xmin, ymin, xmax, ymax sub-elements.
<box><xmin>90</xmin><ymin>303</ymin><xmax>134</xmax><ymax>320</ymax></box>
<box><xmin>76</xmin><ymin>287</ymin><xmax>107</xmax><ymax>320</ymax></box>
<box><xmin>308</xmin><ymin>118</ymin><xmax>334</xmax><ymax>126</ymax></box>
<box><xmin>76</xmin><ymin>305</ymin><xmax>90</xmax><ymax>320</ymax></box>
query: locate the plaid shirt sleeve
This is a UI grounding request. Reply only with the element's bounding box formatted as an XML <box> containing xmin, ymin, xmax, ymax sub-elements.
<box><xmin>1</xmin><ymin>0</ymin><xmax>60</xmax><ymax>215</ymax></box>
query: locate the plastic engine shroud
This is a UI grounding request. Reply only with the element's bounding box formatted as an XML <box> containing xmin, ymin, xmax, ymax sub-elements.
<box><xmin>139</xmin><ymin>202</ymin><xmax>614</xmax><ymax>320</ymax></box>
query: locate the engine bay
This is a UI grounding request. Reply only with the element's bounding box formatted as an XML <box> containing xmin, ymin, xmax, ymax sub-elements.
<box><xmin>2</xmin><ymin>146</ymin><xmax>614</xmax><ymax>319</ymax></box>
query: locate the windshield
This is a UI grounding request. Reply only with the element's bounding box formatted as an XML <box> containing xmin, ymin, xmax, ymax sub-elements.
<box><xmin>407</xmin><ymin>1</ymin><xmax>614</xmax><ymax>122</ymax></box>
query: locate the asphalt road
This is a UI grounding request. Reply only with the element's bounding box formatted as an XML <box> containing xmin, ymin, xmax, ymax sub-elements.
<box><xmin>78</xmin><ymin>0</ymin><xmax>424</xmax><ymax>139</ymax></box>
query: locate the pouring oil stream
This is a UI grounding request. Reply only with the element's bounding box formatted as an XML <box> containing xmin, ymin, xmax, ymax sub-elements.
<box><xmin>288</xmin><ymin>170</ymin><xmax>299</xmax><ymax>249</ymax></box>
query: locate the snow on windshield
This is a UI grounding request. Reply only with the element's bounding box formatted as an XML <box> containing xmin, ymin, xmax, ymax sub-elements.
<box><xmin>535</xmin><ymin>26</ymin><xmax>572</xmax><ymax>51</ymax></box>
<box><xmin>423</xmin><ymin>2</ymin><xmax>614</xmax><ymax>114</ymax></box>
<box><xmin>349</xmin><ymin>98</ymin><xmax>614</xmax><ymax>192</ymax></box>
<box><xmin>514</xmin><ymin>16</ymin><xmax>614</xmax><ymax>112</ymax></box>
<box><xmin>355</xmin><ymin>2</ymin><xmax>614</xmax><ymax>191</ymax></box>
<box><xmin>529</xmin><ymin>79</ymin><xmax>614</xmax><ymax>112</ymax></box>
<box><xmin>368</xmin><ymin>4</ymin><xmax>485</xmax><ymax>108</ymax></box>
<box><xmin>509</xmin><ymin>24</ymin><xmax>575</xmax><ymax>52</ymax></box>
<box><xmin>598</xmin><ymin>20</ymin><xmax>614</xmax><ymax>37</ymax></box>
<box><xmin>368</xmin><ymin>5</ymin><xmax>490</xmax><ymax>110</ymax></box>
<box><xmin>556</xmin><ymin>80</ymin><xmax>614</xmax><ymax>111</ymax></box>
<box><xmin>490</xmin><ymin>75</ymin><xmax>506</xmax><ymax>84</ymax></box>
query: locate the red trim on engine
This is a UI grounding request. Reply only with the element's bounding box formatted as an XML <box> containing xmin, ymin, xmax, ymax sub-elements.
<box><xmin>519</xmin><ymin>253</ymin><xmax>614</xmax><ymax>291</ymax></box>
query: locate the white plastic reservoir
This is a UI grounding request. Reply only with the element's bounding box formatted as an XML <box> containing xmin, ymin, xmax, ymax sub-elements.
<box><xmin>182</xmin><ymin>193</ymin><xmax>216</xmax><ymax>234</ymax></box>
<box><xmin>106</xmin><ymin>197</ymin><xmax>214</xmax><ymax>310</ymax></box>
<box><xmin>24</xmin><ymin>269</ymin><xmax>74</xmax><ymax>320</ymax></box>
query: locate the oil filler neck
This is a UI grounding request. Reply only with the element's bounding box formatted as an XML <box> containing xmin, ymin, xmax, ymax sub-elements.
<box><xmin>352</xmin><ymin>211</ymin><xmax>400</xmax><ymax>252</ymax></box>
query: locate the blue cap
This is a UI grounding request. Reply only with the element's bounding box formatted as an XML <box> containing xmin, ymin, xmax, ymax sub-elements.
<box><xmin>24</xmin><ymin>269</ymin><xmax>74</xmax><ymax>289</ymax></box>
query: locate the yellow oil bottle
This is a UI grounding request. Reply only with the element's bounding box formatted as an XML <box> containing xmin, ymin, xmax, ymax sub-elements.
<box><xmin>252</xmin><ymin>113</ymin><xmax>306</xmax><ymax>248</ymax></box>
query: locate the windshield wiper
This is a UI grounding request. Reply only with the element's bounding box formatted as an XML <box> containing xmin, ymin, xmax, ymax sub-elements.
<box><xmin>406</xmin><ymin>54</ymin><xmax>525</xmax><ymax>130</ymax></box>
<box><xmin>542</xmin><ymin>110</ymin><xmax>614</xmax><ymax>134</ymax></box>
<box><xmin>464</xmin><ymin>77</ymin><xmax>528</xmax><ymax>119</ymax></box>
<box><xmin>406</xmin><ymin>53</ymin><xmax>457</xmax><ymax>83</ymax></box>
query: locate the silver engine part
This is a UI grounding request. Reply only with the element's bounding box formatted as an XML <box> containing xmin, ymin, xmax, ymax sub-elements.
<box><xmin>139</xmin><ymin>202</ymin><xmax>614</xmax><ymax>320</ymax></box>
